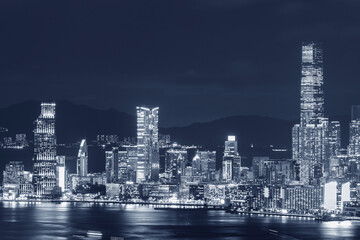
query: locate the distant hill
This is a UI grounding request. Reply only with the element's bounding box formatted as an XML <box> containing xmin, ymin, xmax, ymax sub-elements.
<box><xmin>0</xmin><ymin>100</ymin><xmax>136</xmax><ymax>143</ymax></box>
<box><xmin>162</xmin><ymin>115</ymin><xmax>295</xmax><ymax>152</ymax></box>
<box><xmin>0</xmin><ymin>100</ymin><xmax>351</xmax><ymax>150</ymax></box>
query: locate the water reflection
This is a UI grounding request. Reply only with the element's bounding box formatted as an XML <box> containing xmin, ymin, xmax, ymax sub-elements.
<box><xmin>1</xmin><ymin>202</ymin><xmax>360</xmax><ymax>239</ymax></box>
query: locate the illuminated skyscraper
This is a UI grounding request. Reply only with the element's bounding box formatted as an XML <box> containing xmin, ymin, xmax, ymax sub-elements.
<box><xmin>222</xmin><ymin>159</ymin><xmax>232</xmax><ymax>182</ymax></box>
<box><xmin>348</xmin><ymin>105</ymin><xmax>360</xmax><ymax>156</ymax></box>
<box><xmin>222</xmin><ymin>136</ymin><xmax>239</xmax><ymax>182</ymax></box>
<box><xmin>77</xmin><ymin>139</ymin><xmax>88</xmax><ymax>177</ymax></box>
<box><xmin>56</xmin><ymin>156</ymin><xmax>66</xmax><ymax>192</ymax></box>
<box><xmin>136</xmin><ymin>106</ymin><xmax>159</xmax><ymax>183</ymax></box>
<box><xmin>224</xmin><ymin>135</ymin><xmax>238</xmax><ymax>157</ymax></box>
<box><xmin>105</xmin><ymin>147</ymin><xmax>119</xmax><ymax>183</ymax></box>
<box><xmin>165</xmin><ymin>148</ymin><xmax>188</xmax><ymax>184</ymax></box>
<box><xmin>292</xmin><ymin>43</ymin><xmax>340</xmax><ymax>184</ymax></box>
<box><xmin>118</xmin><ymin>151</ymin><xmax>128</xmax><ymax>183</ymax></box>
<box><xmin>324</xmin><ymin>181</ymin><xmax>337</xmax><ymax>210</ymax></box>
<box><xmin>33</xmin><ymin>102</ymin><xmax>57</xmax><ymax>197</ymax></box>
<box><xmin>192</xmin><ymin>150</ymin><xmax>216</xmax><ymax>181</ymax></box>
<box><xmin>300</xmin><ymin>42</ymin><xmax>324</xmax><ymax>126</ymax></box>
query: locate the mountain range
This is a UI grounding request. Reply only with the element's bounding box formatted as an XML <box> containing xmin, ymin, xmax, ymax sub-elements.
<box><xmin>0</xmin><ymin>100</ymin><xmax>351</xmax><ymax>151</ymax></box>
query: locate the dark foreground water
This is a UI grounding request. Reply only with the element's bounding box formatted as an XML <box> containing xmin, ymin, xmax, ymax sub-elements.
<box><xmin>1</xmin><ymin>202</ymin><xmax>360</xmax><ymax>240</ymax></box>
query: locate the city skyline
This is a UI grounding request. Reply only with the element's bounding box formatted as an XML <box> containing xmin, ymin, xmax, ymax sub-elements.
<box><xmin>2</xmin><ymin>1</ymin><xmax>360</xmax><ymax>239</ymax></box>
<box><xmin>1</xmin><ymin>42</ymin><xmax>360</xmax><ymax>240</ymax></box>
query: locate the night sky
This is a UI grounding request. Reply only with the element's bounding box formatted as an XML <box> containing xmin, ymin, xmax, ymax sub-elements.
<box><xmin>1</xmin><ymin>0</ymin><xmax>360</xmax><ymax>127</ymax></box>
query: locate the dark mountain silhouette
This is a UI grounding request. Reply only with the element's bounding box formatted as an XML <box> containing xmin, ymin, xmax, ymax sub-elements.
<box><xmin>0</xmin><ymin>100</ymin><xmax>136</xmax><ymax>143</ymax></box>
<box><xmin>162</xmin><ymin>115</ymin><xmax>295</xmax><ymax>152</ymax></box>
<box><xmin>0</xmin><ymin>100</ymin><xmax>351</xmax><ymax>152</ymax></box>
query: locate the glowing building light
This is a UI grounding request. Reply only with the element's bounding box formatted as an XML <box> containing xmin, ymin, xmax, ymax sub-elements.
<box><xmin>228</xmin><ymin>136</ymin><xmax>236</xmax><ymax>141</ymax></box>
<box><xmin>324</xmin><ymin>181</ymin><xmax>337</xmax><ymax>211</ymax></box>
<box><xmin>341</xmin><ymin>182</ymin><xmax>351</xmax><ymax>210</ymax></box>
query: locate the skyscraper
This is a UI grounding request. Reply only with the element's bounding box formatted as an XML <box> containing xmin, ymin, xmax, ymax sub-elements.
<box><xmin>118</xmin><ymin>151</ymin><xmax>128</xmax><ymax>183</ymax></box>
<box><xmin>165</xmin><ymin>148</ymin><xmax>188</xmax><ymax>184</ymax></box>
<box><xmin>300</xmin><ymin>42</ymin><xmax>324</xmax><ymax>126</ymax></box>
<box><xmin>77</xmin><ymin>139</ymin><xmax>88</xmax><ymax>177</ymax></box>
<box><xmin>136</xmin><ymin>106</ymin><xmax>159</xmax><ymax>183</ymax></box>
<box><xmin>105</xmin><ymin>147</ymin><xmax>119</xmax><ymax>183</ymax></box>
<box><xmin>33</xmin><ymin>102</ymin><xmax>57</xmax><ymax>197</ymax></box>
<box><xmin>222</xmin><ymin>136</ymin><xmax>239</xmax><ymax>182</ymax></box>
<box><xmin>351</xmin><ymin>105</ymin><xmax>360</xmax><ymax>121</ymax></box>
<box><xmin>56</xmin><ymin>156</ymin><xmax>66</xmax><ymax>192</ymax></box>
<box><xmin>292</xmin><ymin>43</ymin><xmax>340</xmax><ymax>184</ymax></box>
<box><xmin>349</xmin><ymin>105</ymin><xmax>360</xmax><ymax>156</ymax></box>
<box><xmin>224</xmin><ymin>135</ymin><xmax>238</xmax><ymax>157</ymax></box>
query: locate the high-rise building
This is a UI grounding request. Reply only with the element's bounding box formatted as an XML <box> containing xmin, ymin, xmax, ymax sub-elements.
<box><xmin>351</xmin><ymin>105</ymin><xmax>360</xmax><ymax>121</ymax></box>
<box><xmin>136</xmin><ymin>106</ymin><xmax>159</xmax><ymax>183</ymax></box>
<box><xmin>224</xmin><ymin>136</ymin><xmax>238</xmax><ymax>157</ymax></box>
<box><xmin>3</xmin><ymin>161</ymin><xmax>25</xmax><ymax>185</ymax></box>
<box><xmin>349</xmin><ymin>121</ymin><xmax>360</xmax><ymax>156</ymax></box>
<box><xmin>222</xmin><ymin>159</ymin><xmax>232</xmax><ymax>182</ymax></box>
<box><xmin>2</xmin><ymin>161</ymin><xmax>25</xmax><ymax>199</ymax></box>
<box><xmin>105</xmin><ymin>147</ymin><xmax>119</xmax><ymax>183</ymax></box>
<box><xmin>56</xmin><ymin>156</ymin><xmax>66</xmax><ymax>192</ymax></box>
<box><xmin>126</xmin><ymin>145</ymin><xmax>137</xmax><ymax>183</ymax></box>
<box><xmin>192</xmin><ymin>150</ymin><xmax>216</xmax><ymax>181</ymax></box>
<box><xmin>77</xmin><ymin>139</ymin><xmax>88</xmax><ymax>177</ymax></box>
<box><xmin>292</xmin><ymin>43</ymin><xmax>340</xmax><ymax>184</ymax></box>
<box><xmin>165</xmin><ymin>148</ymin><xmax>188</xmax><ymax>184</ymax></box>
<box><xmin>118</xmin><ymin>151</ymin><xmax>128</xmax><ymax>183</ymax></box>
<box><xmin>300</xmin><ymin>42</ymin><xmax>324</xmax><ymax>126</ymax></box>
<box><xmin>348</xmin><ymin>105</ymin><xmax>360</xmax><ymax>156</ymax></box>
<box><xmin>222</xmin><ymin>136</ymin><xmax>239</xmax><ymax>182</ymax></box>
<box><xmin>15</xmin><ymin>134</ymin><xmax>28</xmax><ymax>147</ymax></box>
<box><xmin>324</xmin><ymin>181</ymin><xmax>337</xmax><ymax>210</ymax></box>
<box><xmin>33</xmin><ymin>102</ymin><xmax>57</xmax><ymax>197</ymax></box>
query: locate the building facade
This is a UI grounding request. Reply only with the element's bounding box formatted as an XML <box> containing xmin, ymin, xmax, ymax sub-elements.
<box><xmin>33</xmin><ymin>102</ymin><xmax>57</xmax><ymax>197</ymax></box>
<box><xmin>77</xmin><ymin>139</ymin><xmax>88</xmax><ymax>177</ymax></box>
<box><xmin>292</xmin><ymin>43</ymin><xmax>340</xmax><ymax>185</ymax></box>
<box><xmin>136</xmin><ymin>106</ymin><xmax>159</xmax><ymax>183</ymax></box>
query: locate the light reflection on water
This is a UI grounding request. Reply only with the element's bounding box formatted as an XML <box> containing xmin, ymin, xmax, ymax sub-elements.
<box><xmin>0</xmin><ymin>202</ymin><xmax>360</xmax><ymax>240</ymax></box>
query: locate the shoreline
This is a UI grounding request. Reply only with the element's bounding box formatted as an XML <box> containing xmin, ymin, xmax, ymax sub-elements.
<box><xmin>0</xmin><ymin>199</ymin><xmax>223</xmax><ymax>208</ymax></box>
<box><xmin>2</xmin><ymin>199</ymin><xmax>360</xmax><ymax>222</ymax></box>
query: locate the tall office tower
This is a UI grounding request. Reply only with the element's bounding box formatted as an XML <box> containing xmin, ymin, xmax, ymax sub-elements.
<box><xmin>349</xmin><ymin>105</ymin><xmax>360</xmax><ymax>156</ymax></box>
<box><xmin>300</xmin><ymin>42</ymin><xmax>324</xmax><ymax>126</ymax></box>
<box><xmin>136</xmin><ymin>106</ymin><xmax>159</xmax><ymax>183</ymax></box>
<box><xmin>327</xmin><ymin>121</ymin><xmax>341</xmax><ymax>172</ymax></box>
<box><xmin>77</xmin><ymin>139</ymin><xmax>88</xmax><ymax>177</ymax></box>
<box><xmin>126</xmin><ymin>145</ymin><xmax>138</xmax><ymax>182</ymax></box>
<box><xmin>105</xmin><ymin>147</ymin><xmax>119</xmax><ymax>183</ymax></box>
<box><xmin>192</xmin><ymin>150</ymin><xmax>216</xmax><ymax>181</ymax></box>
<box><xmin>118</xmin><ymin>151</ymin><xmax>128</xmax><ymax>183</ymax></box>
<box><xmin>222</xmin><ymin>159</ymin><xmax>232</xmax><ymax>182</ymax></box>
<box><xmin>291</xmin><ymin>43</ymin><xmax>339</xmax><ymax>185</ymax></box>
<box><xmin>349</xmin><ymin>121</ymin><xmax>360</xmax><ymax>156</ymax></box>
<box><xmin>33</xmin><ymin>102</ymin><xmax>57</xmax><ymax>197</ymax></box>
<box><xmin>351</xmin><ymin>105</ymin><xmax>360</xmax><ymax>121</ymax></box>
<box><xmin>222</xmin><ymin>136</ymin><xmax>239</xmax><ymax>182</ymax></box>
<box><xmin>232</xmin><ymin>156</ymin><xmax>242</xmax><ymax>182</ymax></box>
<box><xmin>165</xmin><ymin>148</ymin><xmax>188</xmax><ymax>184</ymax></box>
<box><xmin>224</xmin><ymin>136</ymin><xmax>238</xmax><ymax>157</ymax></box>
